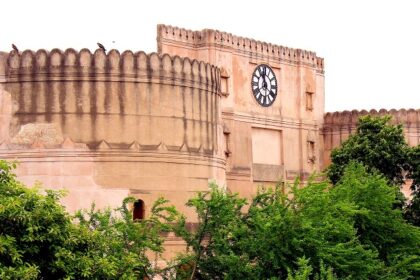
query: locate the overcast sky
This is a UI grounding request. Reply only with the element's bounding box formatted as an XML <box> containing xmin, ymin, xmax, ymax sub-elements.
<box><xmin>1</xmin><ymin>0</ymin><xmax>419</xmax><ymax>112</ymax></box>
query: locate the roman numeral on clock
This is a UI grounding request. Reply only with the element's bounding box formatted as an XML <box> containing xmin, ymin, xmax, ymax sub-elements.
<box><xmin>253</xmin><ymin>87</ymin><xmax>260</xmax><ymax>96</ymax></box>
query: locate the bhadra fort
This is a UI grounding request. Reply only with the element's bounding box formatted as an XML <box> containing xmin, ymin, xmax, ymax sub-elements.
<box><xmin>0</xmin><ymin>25</ymin><xmax>419</xmax><ymax>254</ymax></box>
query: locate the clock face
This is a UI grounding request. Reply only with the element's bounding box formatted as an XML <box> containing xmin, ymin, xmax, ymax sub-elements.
<box><xmin>251</xmin><ymin>64</ymin><xmax>278</xmax><ymax>107</ymax></box>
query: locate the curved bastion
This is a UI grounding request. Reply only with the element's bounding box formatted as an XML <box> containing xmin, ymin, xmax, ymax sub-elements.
<box><xmin>0</xmin><ymin>48</ymin><xmax>225</xmax><ymax>215</ymax></box>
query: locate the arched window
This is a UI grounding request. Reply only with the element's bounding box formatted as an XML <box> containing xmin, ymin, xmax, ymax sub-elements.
<box><xmin>133</xmin><ymin>199</ymin><xmax>145</xmax><ymax>220</ymax></box>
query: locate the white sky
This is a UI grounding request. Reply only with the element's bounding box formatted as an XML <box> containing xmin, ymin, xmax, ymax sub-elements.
<box><xmin>1</xmin><ymin>0</ymin><xmax>419</xmax><ymax>112</ymax></box>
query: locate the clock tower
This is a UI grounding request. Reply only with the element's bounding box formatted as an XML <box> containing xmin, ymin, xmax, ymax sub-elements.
<box><xmin>157</xmin><ymin>25</ymin><xmax>325</xmax><ymax>198</ymax></box>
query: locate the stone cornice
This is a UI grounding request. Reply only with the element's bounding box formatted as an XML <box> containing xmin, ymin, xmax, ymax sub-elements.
<box><xmin>222</xmin><ymin>111</ymin><xmax>321</xmax><ymax>130</ymax></box>
<box><xmin>0</xmin><ymin>148</ymin><xmax>227</xmax><ymax>169</ymax></box>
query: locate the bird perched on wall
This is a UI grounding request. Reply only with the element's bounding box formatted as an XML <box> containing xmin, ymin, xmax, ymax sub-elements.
<box><xmin>11</xmin><ymin>44</ymin><xmax>19</xmax><ymax>53</ymax></box>
<box><xmin>97</xmin><ymin>43</ymin><xmax>106</xmax><ymax>52</ymax></box>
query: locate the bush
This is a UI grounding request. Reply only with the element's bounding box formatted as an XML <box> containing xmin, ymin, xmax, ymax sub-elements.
<box><xmin>0</xmin><ymin>160</ymin><xmax>182</xmax><ymax>279</ymax></box>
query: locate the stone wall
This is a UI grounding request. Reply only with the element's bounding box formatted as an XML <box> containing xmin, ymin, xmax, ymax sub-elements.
<box><xmin>158</xmin><ymin>24</ymin><xmax>325</xmax><ymax>198</ymax></box>
<box><xmin>0</xmin><ymin>49</ymin><xmax>225</xmax><ymax>219</ymax></box>
<box><xmin>157</xmin><ymin>25</ymin><xmax>324</xmax><ymax>72</ymax></box>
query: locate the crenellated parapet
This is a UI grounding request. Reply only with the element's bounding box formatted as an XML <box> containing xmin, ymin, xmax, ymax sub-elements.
<box><xmin>324</xmin><ymin>108</ymin><xmax>420</xmax><ymax>128</ymax></box>
<box><xmin>157</xmin><ymin>24</ymin><xmax>324</xmax><ymax>72</ymax></box>
<box><xmin>1</xmin><ymin>49</ymin><xmax>220</xmax><ymax>93</ymax></box>
<box><xmin>0</xmin><ymin>48</ymin><xmax>222</xmax><ymax>155</ymax></box>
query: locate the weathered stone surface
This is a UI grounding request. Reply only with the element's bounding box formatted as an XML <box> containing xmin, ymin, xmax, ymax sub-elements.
<box><xmin>252</xmin><ymin>163</ymin><xmax>284</xmax><ymax>182</ymax></box>
<box><xmin>158</xmin><ymin>24</ymin><xmax>325</xmax><ymax>199</ymax></box>
<box><xmin>0</xmin><ymin>45</ymin><xmax>225</xmax><ymax>228</ymax></box>
<box><xmin>11</xmin><ymin>123</ymin><xmax>63</xmax><ymax>146</ymax></box>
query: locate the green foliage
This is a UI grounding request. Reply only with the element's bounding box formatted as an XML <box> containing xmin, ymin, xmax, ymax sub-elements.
<box><xmin>287</xmin><ymin>257</ymin><xmax>313</xmax><ymax>280</ymax></box>
<box><xmin>286</xmin><ymin>258</ymin><xmax>337</xmax><ymax>280</ymax></box>
<box><xmin>2</xmin><ymin>158</ymin><xmax>419</xmax><ymax>279</ymax></box>
<box><xmin>332</xmin><ymin>163</ymin><xmax>420</xmax><ymax>279</ymax></box>
<box><xmin>293</xmin><ymin>172</ymin><xmax>382</xmax><ymax>279</ymax></box>
<box><xmin>408</xmin><ymin>145</ymin><xmax>420</xmax><ymax>189</ymax></box>
<box><xmin>0</xmin><ymin>160</ymin><xmax>183</xmax><ymax>279</ymax></box>
<box><xmin>55</xmin><ymin>197</ymin><xmax>181</xmax><ymax>280</ymax></box>
<box><xmin>170</xmin><ymin>183</ymin><xmax>250</xmax><ymax>279</ymax></box>
<box><xmin>405</xmin><ymin>146</ymin><xmax>420</xmax><ymax>226</ymax></box>
<box><xmin>326</xmin><ymin>114</ymin><xmax>420</xmax><ymax>225</ymax></box>
<box><xmin>175</xmin><ymin>164</ymin><xmax>420</xmax><ymax>279</ymax></box>
<box><xmin>327</xmin><ymin>115</ymin><xmax>409</xmax><ymax>186</ymax></box>
<box><xmin>0</xmin><ymin>161</ymin><xmax>71</xmax><ymax>279</ymax></box>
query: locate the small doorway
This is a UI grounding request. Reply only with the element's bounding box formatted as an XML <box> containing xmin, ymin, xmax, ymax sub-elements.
<box><xmin>133</xmin><ymin>199</ymin><xmax>145</xmax><ymax>220</ymax></box>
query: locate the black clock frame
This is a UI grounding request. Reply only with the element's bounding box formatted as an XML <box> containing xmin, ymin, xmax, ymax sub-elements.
<box><xmin>251</xmin><ymin>64</ymin><xmax>278</xmax><ymax>107</ymax></box>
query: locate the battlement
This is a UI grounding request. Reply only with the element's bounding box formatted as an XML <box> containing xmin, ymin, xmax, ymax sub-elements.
<box><xmin>0</xmin><ymin>48</ymin><xmax>220</xmax><ymax>92</ymax></box>
<box><xmin>157</xmin><ymin>24</ymin><xmax>324</xmax><ymax>71</ymax></box>
<box><xmin>324</xmin><ymin>108</ymin><xmax>420</xmax><ymax>127</ymax></box>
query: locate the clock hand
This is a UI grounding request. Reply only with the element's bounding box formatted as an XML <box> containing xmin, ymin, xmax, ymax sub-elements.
<box><xmin>261</xmin><ymin>68</ymin><xmax>267</xmax><ymax>89</ymax></box>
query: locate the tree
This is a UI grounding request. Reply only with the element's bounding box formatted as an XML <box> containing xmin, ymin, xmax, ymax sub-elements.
<box><xmin>2</xmin><ymin>158</ymin><xmax>419</xmax><ymax>279</ymax></box>
<box><xmin>331</xmin><ymin>163</ymin><xmax>420</xmax><ymax>278</ymax></box>
<box><xmin>0</xmin><ymin>160</ymin><xmax>182</xmax><ymax>279</ymax></box>
<box><xmin>327</xmin><ymin>115</ymin><xmax>409</xmax><ymax>186</ymax></box>
<box><xmin>169</xmin><ymin>183</ymin><xmax>251</xmax><ymax>279</ymax></box>
<box><xmin>172</xmin><ymin>164</ymin><xmax>420</xmax><ymax>279</ymax></box>
<box><xmin>54</xmin><ymin>197</ymin><xmax>181</xmax><ymax>280</ymax></box>
<box><xmin>326</xmin><ymin>115</ymin><xmax>420</xmax><ymax>225</ymax></box>
<box><xmin>405</xmin><ymin>145</ymin><xmax>420</xmax><ymax>226</ymax></box>
<box><xmin>0</xmin><ymin>160</ymin><xmax>71</xmax><ymax>279</ymax></box>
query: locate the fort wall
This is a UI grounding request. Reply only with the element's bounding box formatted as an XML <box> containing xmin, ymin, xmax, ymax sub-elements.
<box><xmin>0</xmin><ymin>49</ymin><xmax>225</xmax><ymax>219</ymax></box>
<box><xmin>322</xmin><ymin>109</ymin><xmax>420</xmax><ymax>167</ymax></box>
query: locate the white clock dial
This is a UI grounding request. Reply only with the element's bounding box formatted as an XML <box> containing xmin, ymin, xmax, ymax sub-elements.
<box><xmin>251</xmin><ymin>64</ymin><xmax>278</xmax><ymax>107</ymax></box>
